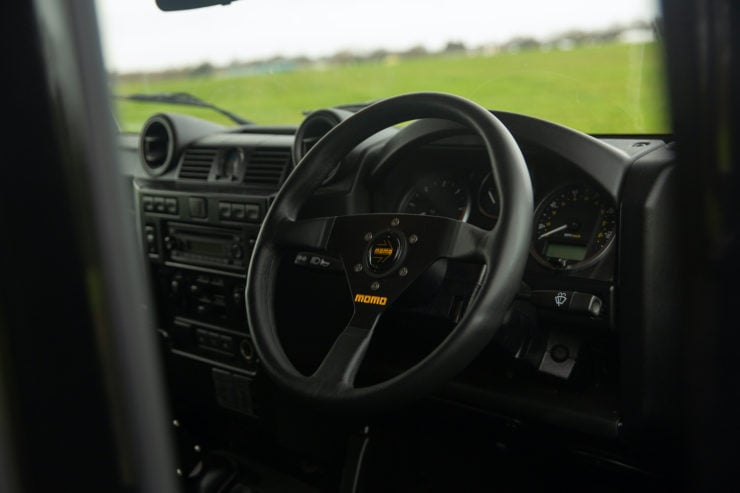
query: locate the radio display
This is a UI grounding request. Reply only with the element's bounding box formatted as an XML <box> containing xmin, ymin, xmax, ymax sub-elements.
<box><xmin>187</xmin><ymin>239</ymin><xmax>225</xmax><ymax>257</ymax></box>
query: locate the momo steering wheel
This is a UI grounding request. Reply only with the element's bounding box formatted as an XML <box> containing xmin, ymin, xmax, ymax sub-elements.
<box><xmin>246</xmin><ymin>92</ymin><xmax>533</xmax><ymax>411</ymax></box>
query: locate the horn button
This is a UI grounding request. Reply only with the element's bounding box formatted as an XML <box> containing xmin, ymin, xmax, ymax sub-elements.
<box><xmin>365</xmin><ymin>231</ymin><xmax>405</xmax><ymax>276</ymax></box>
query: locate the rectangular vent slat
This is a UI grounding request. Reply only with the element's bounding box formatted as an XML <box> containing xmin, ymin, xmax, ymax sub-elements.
<box><xmin>244</xmin><ymin>147</ymin><xmax>291</xmax><ymax>191</ymax></box>
<box><xmin>179</xmin><ymin>147</ymin><xmax>217</xmax><ymax>181</ymax></box>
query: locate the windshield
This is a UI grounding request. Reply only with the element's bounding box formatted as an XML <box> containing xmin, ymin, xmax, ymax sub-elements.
<box><xmin>96</xmin><ymin>0</ymin><xmax>667</xmax><ymax>134</ymax></box>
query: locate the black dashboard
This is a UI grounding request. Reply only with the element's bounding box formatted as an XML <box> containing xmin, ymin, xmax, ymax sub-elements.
<box><xmin>120</xmin><ymin>106</ymin><xmax>677</xmax><ymax>482</ymax></box>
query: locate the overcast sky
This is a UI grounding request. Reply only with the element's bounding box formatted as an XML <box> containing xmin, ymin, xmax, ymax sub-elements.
<box><xmin>95</xmin><ymin>0</ymin><xmax>659</xmax><ymax>73</ymax></box>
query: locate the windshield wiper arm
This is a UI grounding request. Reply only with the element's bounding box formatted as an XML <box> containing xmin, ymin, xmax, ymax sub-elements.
<box><xmin>115</xmin><ymin>92</ymin><xmax>253</xmax><ymax>125</ymax></box>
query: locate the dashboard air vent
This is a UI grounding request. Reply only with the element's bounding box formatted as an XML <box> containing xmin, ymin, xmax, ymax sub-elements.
<box><xmin>178</xmin><ymin>147</ymin><xmax>217</xmax><ymax>180</ymax></box>
<box><xmin>140</xmin><ymin>116</ymin><xmax>174</xmax><ymax>176</ymax></box>
<box><xmin>244</xmin><ymin>147</ymin><xmax>290</xmax><ymax>190</ymax></box>
<box><xmin>293</xmin><ymin>109</ymin><xmax>350</xmax><ymax>165</ymax></box>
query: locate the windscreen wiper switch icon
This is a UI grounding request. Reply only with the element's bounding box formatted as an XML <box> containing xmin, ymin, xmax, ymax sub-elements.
<box><xmin>554</xmin><ymin>291</ymin><xmax>568</xmax><ymax>307</ymax></box>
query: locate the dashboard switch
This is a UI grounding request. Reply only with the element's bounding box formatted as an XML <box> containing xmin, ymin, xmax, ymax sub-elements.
<box><xmin>531</xmin><ymin>290</ymin><xmax>603</xmax><ymax>317</ymax></box>
<box><xmin>165</xmin><ymin>197</ymin><xmax>178</xmax><ymax>214</ymax></box>
<box><xmin>244</xmin><ymin>204</ymin><xmax>260</xmax><ymax>221</ymax></box>
<box><xmin>189</xmin><ymin>197</ymin><xmax>207</xmax><ymax>218</ymax></box>
<box><xmin>231</xmin><ymin>203</ymin><xmax>246</xmax><ymax>221</ymax></box>
<box><xmin>218</xmin><ymin>202</ymin><xmax>232</xmax><ymax>220</ymax></box>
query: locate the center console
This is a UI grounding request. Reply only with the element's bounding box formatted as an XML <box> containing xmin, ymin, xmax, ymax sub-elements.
<box><xmin>136</xmin><ymin>184</ymin><xmax>267</xmax><ymax>416</ymax></box>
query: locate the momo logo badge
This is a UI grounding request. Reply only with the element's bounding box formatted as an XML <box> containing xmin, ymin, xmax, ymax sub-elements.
<box><xmin>373</xmin><ymin>245</ymin><xmax>394</xmax><ymax>257</ymax></box>
<box><xmin>366</xmin><ymin>231</ymin><xmax>403</xmax><ymax>274</ymax></box>
<box><xmin>354</xmin><ymin>293</ymin><xmax>388</xmax><ymax>306</ymax></box>
<box><xmin>371</xmin><ymin>240</ymin><xmax>394</xmax><ymax>263</ymax></box>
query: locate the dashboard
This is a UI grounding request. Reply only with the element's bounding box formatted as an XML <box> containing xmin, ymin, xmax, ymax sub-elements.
<box><xmin>119</xmin><ymin>104</ymin><xmax>677</xmax><ymax>481</ymax></box>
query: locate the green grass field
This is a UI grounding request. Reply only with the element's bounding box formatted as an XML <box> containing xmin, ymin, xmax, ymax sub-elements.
<box><xmin>113</xmin><ymin>42</ymin><xmax>669</xmax><ymax>134</ymax></box>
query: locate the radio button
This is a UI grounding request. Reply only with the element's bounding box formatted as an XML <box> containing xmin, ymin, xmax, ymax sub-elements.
<box><xmin>144</xmin><ymin>224</ymin><xmax>157</xmax><ymax>253</ymax></box>
<box><xmin>195</xmin><ymin>329</ymin><xmax>209</xmax><ymax>346</ymax></box>
<box><xmin>231</xmin><ymin>244</ymin><xmax>244</xmax><ymax>259</ymax></box>
<box><xmin>154</xmin><ymin>197</ymin><xmax>166</xmax><ymax>213</ymax></box>
<box><xmin>142</xmin><ymin>196</ymin><xmax>154</xmax><ymax>212</ymax></box>
<box><xmin>219</xmin><ymin>335</ymin><xmax>234</xmax><ymax>353</ymax></box>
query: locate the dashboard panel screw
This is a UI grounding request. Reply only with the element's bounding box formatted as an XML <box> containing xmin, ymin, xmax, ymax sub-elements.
<box><xmin>353</xmin><ymin>263</ymin><xmax>363</xmax><ymax>272</ymax></box>
<box><xmin>364</xmin><ymin>232</ymin><xmax>373</xmax><ymax>241</ymax></box>
<box><xmin>371</xmin><ymin>281</ymin><xmax>380</xmax><ymax>291</ymax></box>
<box><xmin>194</xmin><ymin>445</ymin><xmax>201</xmax><ymax>453</ymax></box>
<box><xmin>399</xmin><ymin>267</ymin><xmax>408</xmax><ymax>277</ymax></box>
<box><xmin>408</xmin><ymin>234</ymin><xmax>418</xmax><ymax>244</ymax></box>
<box><xmin>390</xmin><ymin>218</ymin><xmax>400</xmax><ymax>227</ymax></box>
<box><xmin>172</xmin><ymin>419</ymin><xmax>180</xmax><ymax>428</ymax></box>
<box><xmin>176</xmin><ymin>468</ymin><xmax>183</xmax><ymax>477</ymax></box>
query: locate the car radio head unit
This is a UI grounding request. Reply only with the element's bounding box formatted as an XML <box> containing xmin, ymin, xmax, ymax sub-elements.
<box><xmin>165</xmin><ymin>222</ymin><xmax>246</xmax><ymax>270</ymax></box>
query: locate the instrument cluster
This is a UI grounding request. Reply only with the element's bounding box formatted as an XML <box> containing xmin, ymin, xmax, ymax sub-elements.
<box><xmin>375</xmin><ymin>144</ymin><xmax>618</xmax><ymax>273</ymax></box>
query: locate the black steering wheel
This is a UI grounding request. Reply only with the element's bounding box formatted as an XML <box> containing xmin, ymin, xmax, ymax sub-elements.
<box><xmin>246</xmin><ymin>92</ymin><xmax>533</xmax><ymax>411</ymax></box>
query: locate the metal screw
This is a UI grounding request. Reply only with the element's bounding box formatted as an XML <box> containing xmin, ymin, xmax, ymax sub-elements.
<box><xmin>370</xmin><ymin>281</ymin><xmax>380</xmax><ymax>291</ymax></box>
<box><xmin>408</xmin><ymin>234</ymin><xmax>418</xmax><ymax>244</ymax></box>
<box><xmin>172</xmin><ymin>419</ymin><xmax>180</xmax><ymax>428</ymax></box>
<box><xmin>176</xmin><ymin>468</ymin><xmax>183</xmax><ymax>477</ymax></box>
<box><xmin>364</xmin><ymin>232</ymin><xmax>373</xmax><ymax>241</ymax></box>
<box><xmin>390</xmin><ymin>217</ymin><xmax>400</xmax><ymax>227</ymax></box>
<box><xmin>399</xmin><ymin>267</ymin><xmax>408</xmax><ymax>277</ymax></box>
<box><xmin>353</xmin><ymin>263</ymin><xmax>363</xmax><ymax>272</ymax></box>
<box><xmin>194</xmin><ymin>445</ymin><xmax>201</xmax><ymax>453</ymax></box>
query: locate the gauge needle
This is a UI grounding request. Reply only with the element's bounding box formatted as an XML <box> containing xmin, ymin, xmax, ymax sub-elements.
<box><xmin>487</xmin><ymin>190</ymin><xmax>497</xmax><ymax>205</ymax></box>
<box><xmin>538</xmin><ymin>224</ymin><xmax>568</xmax><ymax>240</ymax></box>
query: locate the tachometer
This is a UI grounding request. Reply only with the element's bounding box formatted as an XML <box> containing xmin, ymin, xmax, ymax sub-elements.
<box><xmin>532</xmin><ymin>184</ymin><xmax>617</xmax><ymax>270</ymax></box>
<box><xmin>400</xmin><ymin>177</ymin><xmax>470</xmax><ymax>220</ymax></box>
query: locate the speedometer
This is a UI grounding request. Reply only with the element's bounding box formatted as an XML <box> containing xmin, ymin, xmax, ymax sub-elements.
<box><xmin>531</xmin><ymin>184</ymin><xmax>617</xmax><ymax>270</ymax></box>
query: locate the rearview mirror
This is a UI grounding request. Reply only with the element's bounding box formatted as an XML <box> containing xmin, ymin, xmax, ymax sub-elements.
<box><xmin>156</xmin><ymin>0</ymin><xmax>238</xmax><ymax>11</ymax></box>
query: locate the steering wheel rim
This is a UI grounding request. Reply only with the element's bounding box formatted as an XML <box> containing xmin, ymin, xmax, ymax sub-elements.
<box><xmin>246</xmin><ymin>92</ymin><xmax>533</xmax><ymax>412</ymax></box>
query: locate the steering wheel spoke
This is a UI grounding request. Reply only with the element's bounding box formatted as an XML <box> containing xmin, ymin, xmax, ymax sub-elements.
<box><xmin>311</xmin><ymin>311</ymin><xmax>380</xmax><ymax>389</ymax></box>
<box><xmin>273</xmin><ymin>216</ymin><xmax>336</xmax><ymax>251</ymax></box>
<box><xmin>443</xmin><ymin>220</ymin><xmax>489</xmax><ymax>261</ymax></box>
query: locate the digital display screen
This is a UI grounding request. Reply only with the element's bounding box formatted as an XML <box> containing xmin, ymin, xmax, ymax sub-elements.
<box><xmin>546</xmin><ymin>242</ymin><xmax>587</xmax><ymax>261</ymax></box>
<box><xmin>187</xmin><ymin>239</ymin><xmax>225</xmax><ymax>257</ymax></box>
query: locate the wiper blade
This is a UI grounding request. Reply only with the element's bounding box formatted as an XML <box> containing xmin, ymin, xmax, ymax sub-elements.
<box><xmin>115</xmin><ymin>92</ymin><xmax>253</xmax><ymax>125</ymax></box>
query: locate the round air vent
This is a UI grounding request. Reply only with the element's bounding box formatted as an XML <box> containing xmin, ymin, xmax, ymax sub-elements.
<box><xmin>140</xmin><ymin>115</ymin><xmax>175</xmax><ymax>176</ymax></box>
<box><xmin>292</xmin><ymin>108</ymin><xmax>352</xmax><ymax>166</ymax></box>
